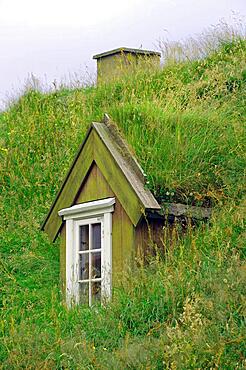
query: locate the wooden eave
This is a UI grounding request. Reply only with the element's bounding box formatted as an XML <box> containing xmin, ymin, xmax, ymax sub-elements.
<box><xmin>41</xmin><ymin>121</ymin><xmax>160</xmax><ymax>242</ymax></box>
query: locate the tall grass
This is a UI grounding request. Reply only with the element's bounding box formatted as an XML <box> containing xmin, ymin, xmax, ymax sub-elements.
<box><xmin>1</xmin><ymin>37</ymin><xmax>245</xmax><ymax>206</ymax></box>
<box><xmin>0</xmin><ymin>23</ymin><xmax>245</xmax><ymax>368</ymax></box>
<box><xmin>158</xmin><ymin>15</ymin><xmax>246</xmax><ymax>63</ymax></box>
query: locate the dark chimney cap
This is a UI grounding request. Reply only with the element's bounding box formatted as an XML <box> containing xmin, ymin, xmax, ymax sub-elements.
<box><xmin>93</xmin><ymin>47</ymin><xmax>161</xmax><ymax>59</ymax></box>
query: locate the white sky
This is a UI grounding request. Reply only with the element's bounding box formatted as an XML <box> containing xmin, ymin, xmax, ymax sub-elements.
<box><xmin>0</xmin><ymin>0</ymin><xmax>245</xmax><ymax>108</ymax></box>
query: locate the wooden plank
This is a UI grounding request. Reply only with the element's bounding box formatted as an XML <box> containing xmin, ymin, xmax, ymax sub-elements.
<box><xmin>95</xmin><ymin>121</ymin><xmax>145</xmax><ymax>182</ymax></box>
<box><xmin>76</xmin><ymin>162</ymin><xmax>114</xmax><ymax>204</ymax></box>
<box><xmin>76</xmin><ymin>164</ymin><xmax>133</xmax><ymax>285</ymax></box>
<box><xmin>120</xmin><ymin>206</ymin><xmax>134</xmax><ymax>270</ymax></box>
<box><xmin>72</xmin><ymin>162</ymin><xmax>134</xmax><ymax>290</ymax></box>
<box><xmin>135</xmin><ymin>219</ymin><xmax>149</xmax><ymax>262</ymax></box>
<box><xmin>111</xmin><ymin>198</ymin><xmax>134</xmax><ymax>287</ymax></box>
<box><xmin>111</xmin><ymin>199</ymin><xmax>123</xmax><ymax>285</ymax></box>
<box><xmin>161</xmin><ymin>203</ymin><xmax>212</xmax><ymax>219</ymax></box>
<box><xmin>75</xmin><ymin>163</ymin><xmax>98</xmax><ymax>204</ymax></box>
<box><xmin>94</xmin><ymin>122</ymin><xmax>160</xmax><ymax>211</ymax></box>
<box><xmin>42</xmin><ymin>122</ymin><xmax>161</xmax><ymax>241</ymax></box>
<box><xmin>94</xmin><ymin>130</ymin><xmax>143</xmax><ymax>226</ymax></box>
<box><xmin>96</xmin><ymin>164</ymin><xmax>115</xmax><ymax>199</ymax></box>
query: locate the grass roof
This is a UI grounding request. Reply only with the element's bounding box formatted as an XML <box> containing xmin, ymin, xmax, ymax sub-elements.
<box><xmin>1</xmin><ymin>38</ymin><xmax>245</xmax><ymax>211</ymax></box>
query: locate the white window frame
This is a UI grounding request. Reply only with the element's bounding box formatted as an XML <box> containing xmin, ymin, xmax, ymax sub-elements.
<box><xmin>58</xmin><ymin>198</ymin><xmax>115</xmax><ymax>307</ymax></box>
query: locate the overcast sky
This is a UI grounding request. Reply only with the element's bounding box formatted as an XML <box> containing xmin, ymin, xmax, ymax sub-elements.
<box><xmin>0</xmin><ymin>0</ymin><xmax>245</xmax><ymax>109</ymax></box>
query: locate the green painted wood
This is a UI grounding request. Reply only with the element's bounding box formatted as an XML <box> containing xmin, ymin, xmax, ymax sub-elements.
<box><xmin>76</xmin><ymin>163</ymin><xmax>98</xmax><ymax>203</ymax></box>
<box><xmin>93</xmin><ymin>48</ymin><xmax>160</xmax><ymax>83</ymax></box>
<box><xmin>120</xmin><ymin>206</ymin><xmax>135</xmax><ymax>269</ymax></box>
<box><xmin>43</xmin><ymin>122</ymin><xmax>160</xmax><ymax>242</ymax></box>
<box><xmin>72</xmin><ymin>162</ymin><xmax>134</xmax><ymax>289</ymax></box>
<box><xmin>76</xmin><ymin>163</ymin><xmax>114</xmax><ymax>204</ymax></box>
<box><xmin>94</xmin><ymin>130</ymin><xmax>143</xmax><ymax>226</ymax></box>
<box><xmin>96</xmin><ymin>164</ymin><xmax>115</xmax><ymax>199</ymax></box>
<box><xmin>94</xmin><ymin>122</ymin><xmax>160</xmax><ymax>210</ymax></box>
<box><xmin>112</xmin><ymin>202</ymin><xmax>135</xmax><ymax>287</ymax></box>
<box><xmin>112</xmin><ymin>199</ymin><xmax>123</xmax><ymax>283</ymax></box>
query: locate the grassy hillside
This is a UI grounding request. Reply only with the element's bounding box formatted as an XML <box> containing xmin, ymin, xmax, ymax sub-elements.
<box><xmin>0</xmin><ymin>33</ymin><xmax>245</xmax><ymax>369</ymax></box>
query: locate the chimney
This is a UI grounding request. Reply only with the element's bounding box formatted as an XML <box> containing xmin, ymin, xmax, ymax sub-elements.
<box><xmin>93</xmin><ymin>47</ymin><xmax>161</xmax><ymax>84</ymax></box>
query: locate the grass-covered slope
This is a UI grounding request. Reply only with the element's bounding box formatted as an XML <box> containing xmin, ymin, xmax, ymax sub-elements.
<box><xmin>0</xmin><ymin>37</ymin><xmax>245</xmax><ymax>368</ymax></box>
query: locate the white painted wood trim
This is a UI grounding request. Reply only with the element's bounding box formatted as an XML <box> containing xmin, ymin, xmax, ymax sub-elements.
<box><xmin>102</xmin><ymin>212</ymin><xmax>112</xmax><ymax>301</ymax></box>
<box><xmin>66</xmin><ymin>219</ymin><xmax>76</xmax><ymax>307</ymax></box>
<box><xmin>74</xmin><ymin>216</ymin><xmax>103</xmax><ymax>226</ymax></box>
<box><xmin>58</xmin><ymin>198</ymin><xmax>115</xmax><ymax>218</ymax></box>
<box><xmin>60</xmin><ymin>198</ymin><xmax>115</xmax><ymax>307</ymax></box>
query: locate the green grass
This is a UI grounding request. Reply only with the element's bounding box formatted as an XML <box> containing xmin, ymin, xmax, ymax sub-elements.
<box><xmin>0</xmin><ymin>30</ymin><xmax>245</xmax><ymax>368</ymax></box>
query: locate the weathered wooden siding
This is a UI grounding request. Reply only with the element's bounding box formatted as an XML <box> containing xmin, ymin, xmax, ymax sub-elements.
<box><xmin>135</xmin><ymin>217</ymin><xmax>169</xmax><ymax>261</ymax></box>
<box><xmin>93</xmin><ymin>130</ymin><xmax>144</xmax><ymax>226</ymax></box>
<box><xmin>97</xmin><ymin>53</ymin><xmax>160</xmax><ymax>83</ymax></box>
<box><xmin>60</xmin><ymin>162</ymin><xmax>134</xmax><ymax>290</ymax></box>
<box><xmin>97</xmin><ymin>53</ymin><xmax>125</xmax><ymax>82</ymax></box>
<box><xmin>75</xmin><ymin>161</ymin><xmax>113</xmax><ymax>203</ymax></box>
<box><xmin>43</xmin><ymin>123</ymin><xmax>158</xmax><ymax>242</ymax></box>
<box><xmin>135</xmin><ymin>214</ymin><xmax>196</xmax><ymax>262</ymax></box>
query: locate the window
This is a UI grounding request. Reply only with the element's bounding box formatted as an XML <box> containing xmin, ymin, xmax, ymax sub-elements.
<box><xmin>58</xmin><ymin>198</ymin><xmax>115</xmax><ymax>306</ymax></box>
<box><xmin>77</xmin><ymin>220</ymin><xmax>102</xmax><ymax>305</ymax></box>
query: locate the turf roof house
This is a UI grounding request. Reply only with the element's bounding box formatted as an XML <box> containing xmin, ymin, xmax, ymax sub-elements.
<box><xmin>42</xmin><ymin>117</ymin><xmax>211</xmax><ymax>306</ymax></box>
<box><xmin>42</xmin><ymin>48</ymin><xmax>210</xmax><ymax>307</ymax></box>
<box><xmin>42</xmin><ymin>117</ymin><xmax>163</xmax><ymax>305</ymax></box>
<box><xmin>42</xmin><ymin>47</ymin><xmax>163</xmax><ymax>307</ymax></box>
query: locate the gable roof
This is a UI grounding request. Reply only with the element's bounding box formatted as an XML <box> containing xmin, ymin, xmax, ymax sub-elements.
<box><xmin>41</xmin><ymin>119</ymin><xmax>160</xmax><ymax>241</ymax></box>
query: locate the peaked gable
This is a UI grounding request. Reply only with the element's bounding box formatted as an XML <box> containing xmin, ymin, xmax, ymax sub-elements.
<box><xmin>41</xmin><ymin>121</ymin><xmax>160</xmax><ymax>241</ymax></box>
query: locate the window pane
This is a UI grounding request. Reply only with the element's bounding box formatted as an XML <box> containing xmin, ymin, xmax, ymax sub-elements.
<box><xmin>79</xmin><ymin>254</ymin><xmax>89</xmax><ymax>280</ymax></box>
<box><xmin>79</xmin><ymin>282</ymin><xmax>89</xmax><ymax>305</ymax></box>
<box><xmin>91</xmin><ymin>281</ymin><xmax>101</xmax><ymax>303</ymax></box>
<box><xmin>91</xmin><ymin>252</ymin><xmax>101</xmax><ymax>279</ymax></box>
<box><xmin>91</xmin><ymin>223</ymin><xmax>101</xmax><ymax>250</ymax></box>
<box><xmin>79</xmin><ymin>225</ymin><xmax>89</xmax><ymax>251</ymax></box>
